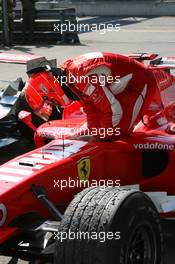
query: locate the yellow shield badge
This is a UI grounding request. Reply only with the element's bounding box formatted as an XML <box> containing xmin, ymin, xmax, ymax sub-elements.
<box><xmin>77</xmin><ymin>157</ymin><xmax>90</xmax><ymax>181</ymax></box>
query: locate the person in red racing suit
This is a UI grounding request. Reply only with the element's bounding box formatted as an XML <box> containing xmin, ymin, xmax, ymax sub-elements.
<box><xmin>24</xmin><ymin>52</ymin><xmax>167</xmax><ymax>140</ymax></box>
<box><xmin>60</xmin><ymin>52</ymin><xmax>167</xmax><ymax>138</ymax></box>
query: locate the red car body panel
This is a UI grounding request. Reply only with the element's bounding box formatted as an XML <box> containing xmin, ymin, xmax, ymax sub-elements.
<box><xmin>0</xmin><ymin>228</ymin><xmax>17</xmax><ymax>244</ymax></box>
<box><xmin>0</xmin><ymin>129</ymin><xmax>175</xmax><ymax>243</ymax></box>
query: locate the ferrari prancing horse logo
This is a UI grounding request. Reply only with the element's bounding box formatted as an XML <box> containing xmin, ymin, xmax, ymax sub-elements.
<box><xmin>77</xmin><ymin>157</ymin><xmax>91</xmax><ymax>181</ymax></box>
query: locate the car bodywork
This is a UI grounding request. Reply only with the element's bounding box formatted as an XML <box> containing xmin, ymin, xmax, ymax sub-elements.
<box><xmin>0</xmin><ymin>126</ymin><xmax>175</xmax><ymax>259</ymax></box>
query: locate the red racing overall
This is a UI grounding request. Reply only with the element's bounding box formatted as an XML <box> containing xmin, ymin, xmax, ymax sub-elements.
<box><xmin>62</xmin><ymin>52</ymin><xmax>160</xmax><ymax>139</ymax></box>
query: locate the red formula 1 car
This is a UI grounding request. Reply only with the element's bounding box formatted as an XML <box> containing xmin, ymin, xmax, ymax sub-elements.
<box><xmin>1</xmin><ymin>53</ymin><xmax>175</xmax><ymax>264</ymax></box>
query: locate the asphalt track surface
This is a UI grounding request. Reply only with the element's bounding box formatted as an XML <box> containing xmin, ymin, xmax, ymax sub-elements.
<box><xmin>0</xmin><ymin>16</ymin><xmax>175</xmax><ymax>263</ymax></box>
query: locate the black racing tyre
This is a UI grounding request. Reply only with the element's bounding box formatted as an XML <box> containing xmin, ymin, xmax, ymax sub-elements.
<box><xmin>54</xmin><ymin>187</ymin><xmax>163</xmax><ymax>264</ymax></box>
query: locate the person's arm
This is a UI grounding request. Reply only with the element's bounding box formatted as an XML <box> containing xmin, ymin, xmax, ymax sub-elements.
<box><xmin>82</xmin><ymin>101</ymin><xmax>100</xmax><ymax>130</ymax></box>
<box><xmin>83</xmin><ymin>76</ymin><xmax>122</xmax><ymax>130</ymax></box>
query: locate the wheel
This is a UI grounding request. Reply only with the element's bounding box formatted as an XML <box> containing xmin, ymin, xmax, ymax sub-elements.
<box><xmin>54</xmin><ymin>187</ymin><xmax>163</xmax><ymax>264</ymax></box>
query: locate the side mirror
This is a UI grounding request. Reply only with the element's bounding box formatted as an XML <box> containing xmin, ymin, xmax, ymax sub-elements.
<box><xmin>18</xmin><ymin>110</ymin><xmax>37</xmax><ymax>131</ymax></box>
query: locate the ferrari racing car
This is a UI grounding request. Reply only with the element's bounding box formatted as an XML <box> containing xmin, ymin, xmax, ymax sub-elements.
<box><xmin>0</xmin><ymin>52</ymin><xmax>175</xmax><ymax>264</ymax></box>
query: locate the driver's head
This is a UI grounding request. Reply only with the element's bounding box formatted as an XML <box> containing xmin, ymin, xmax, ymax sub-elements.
<box><xmin>24</xmin><ymin>71</ymin><xmax>71</xmax><ymax>121</ymax></box>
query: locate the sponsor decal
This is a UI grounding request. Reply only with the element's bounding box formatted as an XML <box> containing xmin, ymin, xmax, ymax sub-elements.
<box><xmin>77</xmin><ymin>157</ymin><xmax>91</xmax><ymax>182</ymax></box>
